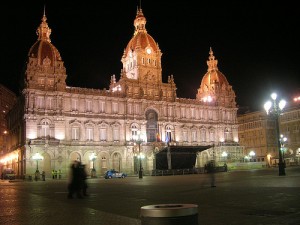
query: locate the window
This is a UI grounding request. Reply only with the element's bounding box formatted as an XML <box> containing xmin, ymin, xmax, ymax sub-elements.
<box><xmin>86</xmin><ymin>100</ymin><xmax>92</xmax><ymax>112</ymax></box>
<box><xmin>37</xmin><ymin>96</ymin><xmax>44</xmax><ymax>109</ymax></box>
<box><xmin>192</xmin><ymin>130</ymin><xmax>197</xmax><ymax>142</ymax></box>
<box><xmin>100</xmin><ymin>127</ymin><xmax>107</xmax><ymax>141</ymax></box>
<box><xmin>48</xmin><ymin>97</ymin><xmax>54</xmax><ymax>110</ymax></box>
<box><xmin>112</xmin><ymin>102</ymin><xmax>118</xmax><ymax>114</ymax></box>
<box><xmin>72</xmin><ymin>127</ymin><xmax>80</xmax><ymax>140</ymax></box>
<box><xmin>191</xmin><ymin>108</ymin><xmax>195</xmax><ymax>119</ymax></box>
<box><xmin>209</xmin><ymin>131</ymin><xmax>215</xmax><ymax>142</ymax></box>
<box><xmin>183</xmin><ymin>130</ymin><xmax>188</xmax><ymax>142</ymax></box>
<box><xmin>72</xmin><ymin>99</ymin><xmax>78</xmax><ymax>111</ymax></box>
<box><xmin>99</xmin><ymin>101</ymin><xmax>105</xmax><ymax>113</ymax></box>
<box><xmin>200</xmin><ymin>129</ymin><xmax>206</xmax><ymax>142</ymax></box>
<box><xmin>131</xmin><ymin>124</ymin><xmax>139</xmax><ymax>140</ymax></box>
<box><xmin>40</xmin><ymin>120</ymin><xmax>50</xmax><ymax>137</ymax></box>
<box><xmin>128</xmin><ymin>104</ymin><xmax>132</xmax><ymax>114</ymax></box>
<box><xmin>113</xmin><ymin>127</ymin><xmax>120</xmax><ymax>141</ymax></box>
<box><xmin>135</xmin><ymin>104</ymin><xmax>139</xmax><ymax>114</ymax></box>
<box><xmin>181</xmin><ymin>108</ymin><xmax>185</xmax><ymax>118</ymax></box>
<box><xmin>168</xmin><ymin>107</ymin><xmax>172</xmax><ymax>117</ymax></box>
<box><xmin>86</xmin><ymin>128</ymin><xmax>93</xmax><ymax>141</ymax></box>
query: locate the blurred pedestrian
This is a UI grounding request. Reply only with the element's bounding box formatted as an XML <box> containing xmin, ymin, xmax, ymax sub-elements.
<box><xmin>208</xmin><ymin>161</ymin><xmax>216</xmax><ymax>188</ymax></box>
<box><xmin>42</xmin><ymin>171</ymin><xmax>46</xmax><ymax>181</ymax></box>
<box><xmin>80</xmin><ymin>164</ymin><xmax>88</xmax><ymax>196</ymax></box>
<box><xmin>67</xmin><ymin>161</ymin><xmax>83</xmax><ymax>199</ymax></box>
<box><xmin>52</xmin><ymin>170</ymin><xmax>55</xmax><ymax>179</ymax></box>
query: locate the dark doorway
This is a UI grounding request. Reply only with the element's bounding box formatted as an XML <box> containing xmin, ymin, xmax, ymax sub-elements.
<box><xmin>146</xmin><ymin>109</ymin><xmax>158</xmax><ymax>142</ymax></box>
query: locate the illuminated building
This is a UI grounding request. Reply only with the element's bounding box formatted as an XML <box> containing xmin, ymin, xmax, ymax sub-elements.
<box><xmin>4</xmin><ymin>7</ymin><xmax>241</xmax><ymax>178</ymax></box>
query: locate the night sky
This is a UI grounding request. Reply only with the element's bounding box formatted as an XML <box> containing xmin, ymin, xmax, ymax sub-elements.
<box><xmin>0</xmin><ymin>1</ymin><xmax>299</xmax><ymax>111</ymax></box>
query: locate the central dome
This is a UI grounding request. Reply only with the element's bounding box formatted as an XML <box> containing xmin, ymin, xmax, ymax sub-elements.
<box><xmin>124</xmin><ymin>8</ymin><xmax>159</xmax><ymax>57</ymax></box>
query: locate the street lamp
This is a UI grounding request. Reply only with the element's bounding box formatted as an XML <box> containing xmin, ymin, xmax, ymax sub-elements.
<box><xmin>249</xmin><ymin>151</ymin><xmax>255</xmax><ymax>162</ymax></box>
<box><xmin>264</xmin><ymin>92</ymin><xmax>286</xmax><ymax>176</ymax></box>
<box><xmin>32</xmin><ymin>152</ymin><xmax>43</xmax><ymax>173</ymax></box>
<box><xmin>221</xmin><ymin>151</ymin><xmax>228</xmax><ymax>162</ymax></box>
<box><xmin>89</xmin><ymin>152</ymin><xmax>97</xmax><ymax>178</ymax></box>
<box><xmin>133</xmin><ymin>131</ymin><xmax>145</xmax><ymax>179</ymax></box>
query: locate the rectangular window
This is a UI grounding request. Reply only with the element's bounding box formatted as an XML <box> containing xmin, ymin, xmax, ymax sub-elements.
<box><xmin>99</xmin><ymin>101</ymin><xmax>105</xmax><ymax>113</ymax></box>
<box><xmin>48</xmin><ymin>97</ymin><xmax>53</xmax><ymax>110</ymax></box>
<box><xmin>168</xmin><ymin>107</ymin><xmax>172</xmax><ymax>117</ymax></box>
<box><xmin>181</xmin><ymin>108</ymin><xmax>185</xmax><ymax>118</ymax></box>
<box><xmin>100</xmin><ymin>128</ymin><xmax>107</xmax><ymax>141</ymax></box>
<box><xmin>128</xmin><ymin>104</ymin><xmax>132</xmax><ymax>114</ymax></box>
<box><xmin>135</xmin><ymin>104</ymin><xmax>139</xmax><ymax>114</ymax></box>
<box><xmin>113</xmin><ymin>128</ymin><xmax>119</xmax><ymax>141</ymax></box>
<box><xmin>112</xmin><ymin>102</ymin><xmax>118</xmax><ymax>114</ymax></box>
<box><xmin>72</xmin><ymin>127</ymin><xmax>80</xmax><ymax>140</ymax></box>
<box><xmin>200</xmin><ymin>130</ymin><xmax>206</xmax><ymax>142</ymax></box>
<box><xmin>191</xmin><ymin>108</ymin><xmax>195</xmax><ymax>119</ymax></box>
<box><xmin>86</xmin><ymin>100</ymin><xmax>92</xmax><ymax>112</ymax></box>
<box><xmin>86</xmin><ymin>128</ymin><xmax>93</xmax><ymax>141</ymax></box>
<box><xmin>72</xmin><ymin>99</ymin><xmax>78</xmax><ymax>111</ymax></box>
<box><xmin>37</xmin><ymin>97</ymin><xmax>44</xmax><ymax>109</ymax></box>
<box><xmin>192</xmin><ymin>131</ymin><xmax>197</xmax><ymax>142</ymax></box>
<box><xmin>183</xmin><ymin>131</ymin><xmax>188</xmax><ymax>142</ymax></box>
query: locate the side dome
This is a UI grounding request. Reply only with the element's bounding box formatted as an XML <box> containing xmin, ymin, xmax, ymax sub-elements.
<box><xmin>124</xmin><ymin>8</ymin><xmax>159</xmax><ymax>57</ymax></box>
<box><xmin>196</xmin><ymin>48</ymin><xmax>236</xmax><ymax>107</ymax></box>
<box><xmin>25</xmin><ymin>12</ymin><xmax>67</xmax><ymax>91</ymax></box>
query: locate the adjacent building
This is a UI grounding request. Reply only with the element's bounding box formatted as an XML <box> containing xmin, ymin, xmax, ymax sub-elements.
<box><xmin>238</xmin><ymin>97</ymin><xmax>300</xmax><ymax>167</ymax></box>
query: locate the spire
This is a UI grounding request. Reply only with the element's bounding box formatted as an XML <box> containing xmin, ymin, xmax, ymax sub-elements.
<box><xmin>134</xmin><ymin>3</ymin><xmax>147</xmax><ymax>35</ymax></box>
<box><xmin>36</xmin><ymin>6</ymin><xmax>52</xmax><ymax>42</ymax></box>
<box><xmin>207</xmin><ymin>47</ymin><xmax>218</xmax><ymax>72</ymax></box>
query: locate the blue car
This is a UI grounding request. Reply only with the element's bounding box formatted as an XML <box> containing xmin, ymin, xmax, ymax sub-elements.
<box><xmin>104</xmin><ymin>169</ymin><xmax>127</xmax><ymax>179</ymax></box>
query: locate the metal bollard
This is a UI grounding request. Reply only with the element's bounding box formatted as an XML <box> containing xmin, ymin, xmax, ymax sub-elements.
<box><xmin>141</xmin><ymin>204</ymin><xmax>198</xmax><ymax>225</ymax></box>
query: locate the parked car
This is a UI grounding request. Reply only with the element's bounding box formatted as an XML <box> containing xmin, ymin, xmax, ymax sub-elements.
<box><xmin>104</xmin><ymin>169</ymin><xmax>127</xmax><ymax>179</ymax></box>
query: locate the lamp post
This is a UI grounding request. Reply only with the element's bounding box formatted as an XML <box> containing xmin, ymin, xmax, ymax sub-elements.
<box><xmin>133</xmin><ymin>131</ymin><xmax>144</xmax><ymax>179</ymax></box>
<box><xmin>32</xmin><ymin>152</ymin><xmax>43</xmax><ymax>173</ymax></box>
<box><xmin>264</xmin><ymin>92</ymin><xmax>286</xmax><ymax>176</ymax></box>
<box><xmin>89</xmin><ymin>152</ymin><xmax>97</xmax><ymax>178</ymax></box>
<box><xmin>279</xmin><ymin>134</ymin><xmax>287</xmax><ymax>164</ymax></box>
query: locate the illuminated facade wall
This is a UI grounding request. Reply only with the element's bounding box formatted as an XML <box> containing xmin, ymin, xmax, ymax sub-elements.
<box><xmin>4</xmin><ymin>8</ymin><xmax>241</xmax><ymax>178</ymax></box>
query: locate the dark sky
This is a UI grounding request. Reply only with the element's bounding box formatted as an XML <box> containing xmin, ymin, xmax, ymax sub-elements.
<box><xmin>0</xmin><ymin>1</ymin><xmax>299</xmax><ymax>111</ymax></box>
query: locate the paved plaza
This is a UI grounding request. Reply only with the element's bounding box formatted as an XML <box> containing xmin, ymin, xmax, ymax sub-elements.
<box><xmin>0</xmin><ymin>167</ymin><xmax>300</xmax><ymax>225</ymax></box>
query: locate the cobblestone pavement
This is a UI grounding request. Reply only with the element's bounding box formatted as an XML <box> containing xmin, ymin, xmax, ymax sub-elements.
<box><xmin>0</xmin><ymin>167</ymin><xmax>300</xmax><ymax>225</ymax></box>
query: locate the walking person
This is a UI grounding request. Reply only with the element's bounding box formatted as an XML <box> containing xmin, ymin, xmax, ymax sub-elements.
<box><xmin>52</xmin><ymin>170</ymin><xmax>55</xmax><ymax>179</ymax></box>
<box><xmin>208</xmin><ymin>160</ymin><xmax>216</xmax><ymax>188</ymax></box>
<box><xmin>67</xmin><ymin>161</ymin><xmax>83</xmax><ymax>199</ymax></box>
<box><xmin>42</xmin><ymin>171</ymin><xmax>46</xmax><ymax>181</ymax></box>
<box><xmin>80</xmin><ymin>164</ymin><xmax>89</xmax><ymax>196</ymax></box>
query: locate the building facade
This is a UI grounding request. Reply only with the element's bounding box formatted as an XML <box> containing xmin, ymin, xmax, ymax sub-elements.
<box><xmin>238</xmin><ymin>99</ymin><xmax>300</xmax><ymax>167</ymax></box>
<box><xmin>3</xmin><ymin>7</ymin><xmax>242</xmax><ymax>178</ymax></box>
<box><xmin>0</xmin><ymin>84</ymin><xmax>17</xmax><ymax>167</ymax></box>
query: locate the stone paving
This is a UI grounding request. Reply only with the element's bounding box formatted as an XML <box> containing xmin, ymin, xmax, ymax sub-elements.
<box><xmin>0</xmin><ymin>167</ymin><xmax>300</xmax><ymax>225</ymax></box>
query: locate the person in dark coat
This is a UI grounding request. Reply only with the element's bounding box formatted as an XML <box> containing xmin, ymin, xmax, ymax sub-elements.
<box><xmin>80</xmin><ymin>164</ymin><xmax>88</xmax><ymax>196</ymax></box>
<box><xmin>67</xmin><ymin>161</ymin><xmax>83</xmax><ymax>199</ymax></box>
